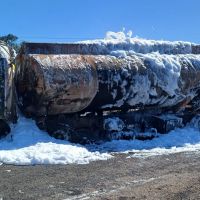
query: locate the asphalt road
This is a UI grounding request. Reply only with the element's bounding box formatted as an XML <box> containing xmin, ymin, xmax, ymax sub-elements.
<box><xmin>1</xmin><ymin>151</ymin><xmax>200</xmax><ymax>200</ymax></box>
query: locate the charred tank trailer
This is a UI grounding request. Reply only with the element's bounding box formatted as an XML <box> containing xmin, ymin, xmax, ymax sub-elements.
<box><xmin>0</xmin><ymin>42</ymin><xmax>17</xmax><ymax>138</ymax></box>
<box><xmin>14</xmin><ymin>42</ymin><xmax>200</xmax><ymax>142</ymax></box>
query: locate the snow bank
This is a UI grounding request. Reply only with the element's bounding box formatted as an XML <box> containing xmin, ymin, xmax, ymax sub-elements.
<box><xmin>79</xmin><ymin>31</ymin><xmax>194</xmax><ymax>55</ymax></box>
<box><xmin>88</xmin><ymin>126</ymin><xmax>200</xmax><ymax>158</ymax></box>
<box><xmin>0</xmin><ymin>117</ymin><xmax>111</xmax><ymax>165</ymax></box>
<box><xmin>1</xmin><ymin>116</ymin><xmax>200</xmax><ymax>165</ymax></box>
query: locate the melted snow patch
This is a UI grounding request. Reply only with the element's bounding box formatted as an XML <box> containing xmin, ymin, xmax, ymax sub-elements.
<box><xmin>0</xmin><ymin>117</ymin><xmax>111</xmax><ymax>165</ymax></box>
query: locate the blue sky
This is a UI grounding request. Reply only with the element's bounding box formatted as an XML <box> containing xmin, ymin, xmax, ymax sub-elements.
<box><xmin>1</xmin><ymin>0</ymin><xmax>200</xmax><ymax>43</ymax></box>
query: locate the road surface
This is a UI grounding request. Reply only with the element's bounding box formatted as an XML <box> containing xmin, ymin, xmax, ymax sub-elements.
<box><xmin>1</xmin><ymin>151</ymin><xmax>200</xmax><ymax>199</ymax></box>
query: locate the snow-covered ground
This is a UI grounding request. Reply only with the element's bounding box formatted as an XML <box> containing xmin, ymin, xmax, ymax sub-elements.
<box><xmin>88</xmin><ymin>127</ymin><xmax>200</xmax><ymax>158</ymax></box>
<box><xmin>0</xmin><ymin>117</ymin><xmax>111</xmax><ymax>165</ymax></box>
<box><xmin>0</xmin><ymin>116</ymin><xmax>200</xmax><ymax>165</ymax></box>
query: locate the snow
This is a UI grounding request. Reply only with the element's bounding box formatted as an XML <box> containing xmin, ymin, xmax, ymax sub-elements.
<box><xmin>79</xmin><ymin>30</ymin><xmax>194</xmax><ymax>55</ymax></box>
<box><xmin>0</xmin><ymin>117</ymin><xmax>111</xmax><ymax>165</ymax></box>
<box><xmin>88</xmin><ymin>126</ymin><xmax>200</xmax><ymax>158</ymax></box>
<box><xmin>102</xmin><ymin>52</ymin><xmax>200</xmax><ymax>109</ymax></box>
<box><xmin>1</xmin><ymin>116</ymin><xmax>200</xmax><ymax>165</ymax></box>
<box><xmin>116</xmin><ymin>53</ymin><xmax>195</xmax><ymax>110</ymax></box>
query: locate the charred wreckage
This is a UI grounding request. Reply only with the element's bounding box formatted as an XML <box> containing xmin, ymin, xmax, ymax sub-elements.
<box><xmin>1</xmin><ymin>39</ymin><xmax>200</xmax><ymax>143</ymax></box>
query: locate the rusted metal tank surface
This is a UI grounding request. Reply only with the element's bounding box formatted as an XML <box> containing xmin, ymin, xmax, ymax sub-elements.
<box><xmin>16</xmin><ymin>54</ymin><xmax>98</xmax><ymax>115</ymax></box>
<box><xmin>15</xmin><ymin>43</ymin><xmax>200</xmax><ymax>117</ymax></box>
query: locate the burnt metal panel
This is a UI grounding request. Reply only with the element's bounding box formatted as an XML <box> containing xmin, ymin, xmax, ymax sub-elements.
<box><xmin>20</xmin><ymin>42</ymin><xmax>200</xmax><ymax>56</ymax></box>
<box><xmin>0</xmin><ymin>58</ymin><xmax>5</xmax><ymax>118</ymax></box>
<box><xmin>16</xmin><ymin>52</ymin><xmax>200</xmax><ymax>117</ymax></box>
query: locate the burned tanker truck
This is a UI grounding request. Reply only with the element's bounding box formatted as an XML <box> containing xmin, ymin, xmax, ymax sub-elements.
<box><xmin>2</xmin><ymin>38</ymin><xmax>200</xmax><ymax>142</ymax></box>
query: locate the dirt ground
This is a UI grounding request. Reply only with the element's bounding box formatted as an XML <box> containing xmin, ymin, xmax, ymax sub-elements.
<box><xmin>1</xmin><ymin>151</ymin><xmax>200</xmax><ymax>200</ymax></box>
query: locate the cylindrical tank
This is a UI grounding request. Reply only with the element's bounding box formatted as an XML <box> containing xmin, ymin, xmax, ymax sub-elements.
<box><xmin>15</xmin><ymin>43</ymin><xmax>200</xmax><ymax>117</ymax></box>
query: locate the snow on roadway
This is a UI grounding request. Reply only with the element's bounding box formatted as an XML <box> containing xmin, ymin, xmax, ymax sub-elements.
<box><xmin>0</xmin><ymin>116</ymin><xmax>200</xmax><ymax>165</ymax></box>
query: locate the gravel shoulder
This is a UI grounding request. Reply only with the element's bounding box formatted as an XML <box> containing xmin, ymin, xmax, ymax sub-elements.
<box><xmin>1</xmin><ymin>151</ymin><xmax>200</xmax><ymax>200</ymax></box>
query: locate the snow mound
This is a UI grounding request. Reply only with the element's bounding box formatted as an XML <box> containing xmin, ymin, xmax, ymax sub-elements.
<box><xmin>1</xmin><ymin>117</ymin><xmax>200</xmax><ymax>165</ymax></box>
<box><xmin>0</xmin><ymin>117</ymin><xmax>111</xmax><ymax>165</ymax></box>
<box><xmin>88</xmin><ymin>126</ymin><xmax>200</xmax><ymax>158</ymax></box>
